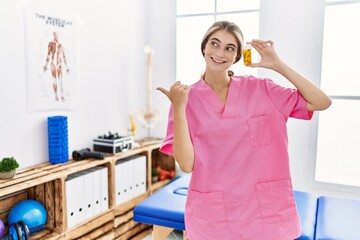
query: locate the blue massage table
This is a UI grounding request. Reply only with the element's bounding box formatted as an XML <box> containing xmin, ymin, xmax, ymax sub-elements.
<box><xmin>293</xmin><ymin>191</ymin><xmax>318</xmax><ymax>240</ymax></box>
<box><xmin>315</xmin><ymin>196</ymin><xmax>360</xmax><ymax>240</ymax></box>
<box><xmin>133</xmin><ymin>174</ymin><xmax>320</xmax><ymax>240</ymax></box>
<box><xmin>133</xmin><ymin>174</ymin><xmax>189</xmax><ymax>239</ymax></box>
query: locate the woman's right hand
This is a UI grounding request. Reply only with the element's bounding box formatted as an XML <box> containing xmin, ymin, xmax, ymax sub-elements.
<box><xmin>157</xmin><ymin>81</ymin><xmax>191</xmax><ymax>109</ymax></box>
<box><xmin>157</xmin><ymin>81</ymin><xmax>195</xmax><ymax>173</ymax></box>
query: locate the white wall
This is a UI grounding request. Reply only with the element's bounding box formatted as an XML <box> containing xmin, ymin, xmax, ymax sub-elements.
<box><xmin>0</xmin><ymin>0</ymin><xmax>149</xmax><ymax>169</ymax></box>
<box><xmin>134</xmin><ymin>0</ymin><xmax>176</xmax><ymax>141</ymax></box>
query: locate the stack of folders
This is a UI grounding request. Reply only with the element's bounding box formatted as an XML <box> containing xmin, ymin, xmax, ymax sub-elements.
<box><xmin>65</xmin><ymin>166</ymin><xmax>109</xmax><ymax>228</ymax></box>
<box><xmin>115</xmin><ymin>155</ymin><xmax>147</xmax><ymax>206</ymax></box>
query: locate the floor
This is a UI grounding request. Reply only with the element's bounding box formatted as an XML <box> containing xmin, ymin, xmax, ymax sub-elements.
<box><xmin>142</xmin><ymin>230</ymin><xmax>184</xmax><ymax>240</ymax></box>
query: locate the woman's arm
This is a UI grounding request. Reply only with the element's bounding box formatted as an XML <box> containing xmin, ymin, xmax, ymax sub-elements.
<box><xmin>250</xmin><ymin>39</ymin><xmax>332</xmax><ymax>111</ymax></box>
<box><xmin>157</xmin><ymin>81</ymin><xmax>194</xmax><ymax>173</ymax></box>
<box><xmin>273</xmin><ymin>62</ymin><xmax>332</xmax><ymax>111</ymax></box>
<box><xmin>172</xmin><ymin>105</ymin><xmax>195</xmax><ymax>173</ymax></box>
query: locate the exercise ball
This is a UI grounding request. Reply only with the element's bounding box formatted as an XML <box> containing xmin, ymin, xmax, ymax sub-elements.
<box><xmin>0</xmin><ymin>219</ymin><xmax>5</xmax><ymax>238</ymax></box>
<box><xmin>8</xmin><ymin>200</ymin><xmax>47</xmax><ymax>228</ymax></box>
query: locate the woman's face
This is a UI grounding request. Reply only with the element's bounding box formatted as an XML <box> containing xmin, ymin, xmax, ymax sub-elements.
<box><xmin>203</xmin><ymin>29</ymin><xmax>238</xmax><ymax>74</ymax></box>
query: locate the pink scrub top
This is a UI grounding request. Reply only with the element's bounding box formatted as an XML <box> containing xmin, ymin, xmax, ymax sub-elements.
<box><xmin>160</xmin><ymin>76</ymin><xmax>313</xmax><ymax>240</ymax></box>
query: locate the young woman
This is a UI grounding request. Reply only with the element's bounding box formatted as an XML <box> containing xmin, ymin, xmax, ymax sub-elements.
<box><xmin>157</xmin><ymin>21</ymin><xmax>331</xmax><ymax>240</ymax></box>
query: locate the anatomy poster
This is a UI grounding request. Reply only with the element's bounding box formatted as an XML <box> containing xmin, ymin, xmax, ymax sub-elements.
<box><xmin>24</xmin><ymin>8</ymin><xmax>80</xmax><ymax>112</ymax></box>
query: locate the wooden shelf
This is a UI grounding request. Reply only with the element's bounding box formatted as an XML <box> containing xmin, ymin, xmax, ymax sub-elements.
<box><xmin>0</xmin><ymin>141</ymin><xmax>175</xmax><ymax>239</ymax></box>
<box><xmin>149</xmin><ymin>179</ymin><xmax>171</xmax><ymax>192</ymax></box>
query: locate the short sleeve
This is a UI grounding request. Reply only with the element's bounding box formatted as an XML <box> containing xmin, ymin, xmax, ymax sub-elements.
<box><xmin>264</xmin><ymin>79</ymin><xmax>313</xmax><ymax>120</ymax></box>
<box><xmin>159</xmin><ymin>105</ymin><xmax>174</xmax><ymax>156</ymax></box>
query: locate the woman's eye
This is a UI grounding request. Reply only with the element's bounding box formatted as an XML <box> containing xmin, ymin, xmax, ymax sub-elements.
<box><xmin>211</xmin><ymin>41</ymin><xmax>219</xmax><ymax>47</ymax></box>
<box><xmin>226</xmin><ymin>46</ymin><xmax>235</xmax><ymax>51</ymax></box>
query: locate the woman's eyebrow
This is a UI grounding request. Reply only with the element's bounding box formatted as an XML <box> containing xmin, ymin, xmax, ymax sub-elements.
<box><xmin>210</xmin><ymin>37</ymin><xmax>221</xmax><ymax>42</ymax></box>
<box><xmin>210</xmin><ymin>37</ymin><xmax>237</xmax><ymax>48</ymax></box>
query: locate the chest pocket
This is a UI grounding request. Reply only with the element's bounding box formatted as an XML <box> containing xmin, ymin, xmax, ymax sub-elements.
<box><xmin>247</xmin><ymin>114</ymin><xmax>273</xmax><ymax>147</ymax></box>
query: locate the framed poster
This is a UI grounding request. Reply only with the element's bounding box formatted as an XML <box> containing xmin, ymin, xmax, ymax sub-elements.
<box><xmin>24</xmin><ymin>8</ymin><xmax>80</xmax><ymax>111</ymax></box>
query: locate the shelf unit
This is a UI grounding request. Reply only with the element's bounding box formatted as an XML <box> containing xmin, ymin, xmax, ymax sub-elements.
<box><xmin>0</xmin><ymin>140</ymin><xmax>175</xmax><ymax>240</ymax></box>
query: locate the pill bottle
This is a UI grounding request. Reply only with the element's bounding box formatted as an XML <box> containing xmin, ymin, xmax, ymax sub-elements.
<box><xmin>243</xmin><ymin>44</ymin><xmax>252</xmax><ymax>66</ymax></box>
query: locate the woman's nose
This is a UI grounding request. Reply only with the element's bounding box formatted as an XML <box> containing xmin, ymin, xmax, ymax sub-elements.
<box><xmin>214</xmin><ymin>48</ymin><xmax>225</xmax><ymax>57</ymax></box>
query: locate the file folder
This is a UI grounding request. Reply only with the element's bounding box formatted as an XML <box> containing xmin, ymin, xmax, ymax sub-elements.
<box><xmin>100</xmin><ymin>166</ymin><xmax>109</xmax><ymax>212</ymax></box>
<box><xmin>65</xmin><ymin>173</ymin><xmax>85</xmax><ymax>228</ymax></box>
<box><xmin>133</xmin><ymin>155</ymin><xmax>147</xmax><ymax>197</ymax></box>
<box><xmin>115</xmin><ymin>160</ymin><xmax>126</xmax><ymax>205</ymax></box>
<box><xmin>83</xmin><ymin>169</ymin><xmax>95</xmax><ymax>219</ymax></box>
<box><xmin>92</xmin><ymin>167</ymin><xmax>102</xmax><ymax>216</ymax></box>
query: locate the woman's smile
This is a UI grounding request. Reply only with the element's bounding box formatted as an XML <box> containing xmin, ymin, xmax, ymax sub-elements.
<box><xmin>210</xmin><ymin>56</ymin><xmax>227</xmax><ymax>64</ymax></box>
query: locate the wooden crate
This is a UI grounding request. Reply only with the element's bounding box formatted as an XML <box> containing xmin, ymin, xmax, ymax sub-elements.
<box><xmin>151</xmin><ymin>149</ymin><xmax>175</xmax><ymax>172</ymax></box>
<box><xmin>0</xmin><ymin>181</ymin><xmax>64</xmax><ymax>239</ymax></box>
<box><xmin>0</xmin><ymin>142</ymin><xmax>175</xmax><ymax>240</ymax></box>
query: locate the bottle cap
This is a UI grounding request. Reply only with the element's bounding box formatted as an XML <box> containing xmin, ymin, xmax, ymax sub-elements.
<box><xmin>243</xmin><ymin>44</ymin><xmax>252</xmax><ymax>50</ymax></box>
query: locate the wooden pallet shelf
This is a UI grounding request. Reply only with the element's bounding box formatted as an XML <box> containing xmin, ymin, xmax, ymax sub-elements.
<box><xmin>0</xmin><ymin>140</ymin><xmax>174</xmax><ymax>239</ymax></box>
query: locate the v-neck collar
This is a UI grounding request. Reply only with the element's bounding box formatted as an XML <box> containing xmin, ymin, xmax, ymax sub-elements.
<box><xmin>198</xmin><ymin>77</ymin><xmax>239</xmax><ymax>119</ymax></box>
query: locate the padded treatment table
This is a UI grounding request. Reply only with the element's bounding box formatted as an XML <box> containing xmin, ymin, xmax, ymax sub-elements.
<box><xmin>133</xmin><ymin>174</ymin><xmax>190</xmax><ymax>239</ymax></box>
<box><xmin>133</xmin><ymin>174</ymin><xmax>317</xmax><ymax>240</ymax></box>
<box><xmin>294</xmin><ymin>191</ymin><xmax>318</xmax><ymax>240</ymax></box>
<box><xmin>315</xmin><ymin>196</ymin><xmax>360</xmax><ymax>240</ymax></box>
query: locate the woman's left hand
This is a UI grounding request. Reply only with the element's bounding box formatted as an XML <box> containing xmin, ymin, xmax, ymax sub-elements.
<box><xmin>248</xmin><ymin>39</ymin><xmax>282</xmax><ymax>70</ymax></box>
